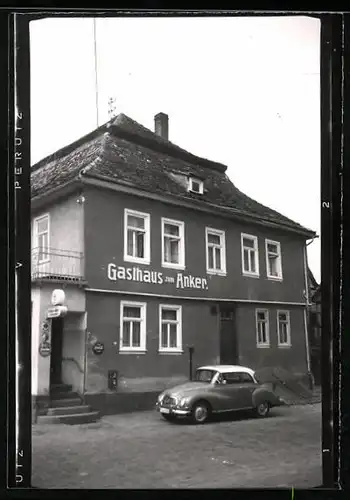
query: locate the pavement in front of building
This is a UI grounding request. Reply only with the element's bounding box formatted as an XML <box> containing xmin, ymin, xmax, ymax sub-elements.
<box><xmin>32</xmin><ymin>403</ymin><xmax>322</xmax><ymax>489</ymax></box>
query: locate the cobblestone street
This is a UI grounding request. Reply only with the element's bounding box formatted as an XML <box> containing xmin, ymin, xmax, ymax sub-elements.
<box><xmin>32</xmin><ymin>403</ymin><xmax>322</xmax><ymax>489</ymax></box>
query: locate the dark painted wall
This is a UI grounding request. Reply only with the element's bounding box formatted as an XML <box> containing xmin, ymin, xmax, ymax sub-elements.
<box><xmin>85</xmin><ymin>291</ymin><xmax>308</xmax><ymax>393</ymax></box>
<box><xmin>236</xmin><ymin>304</ymin><xmax>308</xmax><ymax>375</ymax></box>
<box><xmin>85</xmin><ymin>292</ymin><xmax>219</xmax><ymax>393</ymax></box>
<box><xmin>84</xmin><ymin>186</ymin><xmax>307</xmax><ymax>302</ymax></box>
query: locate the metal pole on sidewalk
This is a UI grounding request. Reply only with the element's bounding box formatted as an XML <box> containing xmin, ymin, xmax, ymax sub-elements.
<box><xmin>188</xmin><ymin>346</ymin><xmax>194</xmax><ymax>381</ymax></box>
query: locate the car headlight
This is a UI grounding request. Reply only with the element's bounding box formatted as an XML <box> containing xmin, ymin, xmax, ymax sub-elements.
<box><xmin>178</xmin><ymin>397</ymin><xmax>189</xmax><ymax>408</ymax></box>
<box><xmin>157</xmin><ymin>394</ymin><xmax>164</xmax><ymax>403</ymax></box>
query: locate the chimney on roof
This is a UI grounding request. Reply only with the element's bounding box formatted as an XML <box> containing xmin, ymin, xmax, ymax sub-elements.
<box><xmin>154</xmin><ymin>112</ymin><xmax>169</xmax><ymax>141</ymax></box>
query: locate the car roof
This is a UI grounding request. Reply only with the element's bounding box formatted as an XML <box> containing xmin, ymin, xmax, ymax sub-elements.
<box><xmin>197</xmin><ymin>365</ymin><xmax>255</xmax><ymax>376</ymax></box>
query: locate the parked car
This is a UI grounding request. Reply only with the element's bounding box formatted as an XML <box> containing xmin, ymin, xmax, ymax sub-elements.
<box><xmin>156</xmin><ymin>365</ymin><xmax>286</xmax><ymax>424</ymax></box>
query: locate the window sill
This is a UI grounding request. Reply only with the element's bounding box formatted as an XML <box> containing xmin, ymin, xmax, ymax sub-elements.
<box><xmin>278</xmin><ymin>344</ymin><xmax>292</xmax><ymax>348</ymax></box>
<box><xmin>161</xmin><ymin>262</ymin><xmax>186</xmax><ymax>271</ymax></box>
<box><xmin>256</xmin><ymin>344</ymin><xmax>271</xmax><ymax>349</ymax></box>
<box><xmin>158</xmin><ymin>350</ymin><xmax>184</xmax><ymax>355</ymax></box>
<box><xmin>206</xmin><ymin>269</ymin><xmax>227</xmax><ymax>277</ymax></box>
<box><xmin>267</xmin><ymin>275</ymin><xmax>283</xmax><ymax>282</ymax></box>
<box><xmin>119</xmin><ymin>350</ymin><xmax>147</xmax><ymax>355</ymax></box>
<box><xmin>188</xmin><ymin>188</ymin><xmax>203</xmax><ymax>195</ymax></box>
<box><xmin>123</xmin><ymin>257</ymin><xmax>150</xmax><ymax>266</ymax></box>
<box><xmin>242</xmin><ymin>272</ymin><xmax>260</xmax><ymax>279</ymax></box>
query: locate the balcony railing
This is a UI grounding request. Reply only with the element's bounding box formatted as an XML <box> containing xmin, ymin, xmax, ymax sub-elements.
<box><xmin>31</xmin><ymin>247</ymin><xmax>85</xmax><ymax>283</ymax></box>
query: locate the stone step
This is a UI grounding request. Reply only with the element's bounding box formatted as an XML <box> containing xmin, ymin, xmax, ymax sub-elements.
<box><xmin>50</xmin><ymin>391</ymin><xmax>82</xmax><ymax>400</ymax></box>
<box><xmin>276</xmin><ymin>385</ymin><xmax>322</xmax><ymax>406</ymax></box>
<box><xmin>50</xmin><ymin>397</ymin><xmax>83</xmax><ymax>408</ymax></box>
<box><xmin>37</xmin><ymin>411</ymin><xmax>100</xmax><ymax>425</ymax></box>
<box><xmin>50</xmin><ymin>383</ymin><xmax>73</xmax><ymax>393</ymax></box>
<box><xmin>47</xmin><ymin>405</ymin><xmax>92</xmax><ymax>416</ymax></box>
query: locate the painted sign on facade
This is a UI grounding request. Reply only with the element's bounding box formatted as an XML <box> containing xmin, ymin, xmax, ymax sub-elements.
<box><xmin>107</xmin><ymin>263</ymin><xmax>209</xmax><ymax>290</ymax></box>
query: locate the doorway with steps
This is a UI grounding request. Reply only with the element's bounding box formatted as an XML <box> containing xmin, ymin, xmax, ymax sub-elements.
<box><xmin>49</xmin><ymin>317</ymin><xmax>64</xmax><ymax>394</ymax></box>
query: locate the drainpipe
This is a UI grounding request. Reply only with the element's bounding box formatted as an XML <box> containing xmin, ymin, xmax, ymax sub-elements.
<box><xmin>303</xmin><ymin>308</ymin><xmax>312</xmax><ymax>389</ymax></box>
<box><xmin>82</xmin><ymin>327</ymin><xmax>88</xmax><ymax>403</ymax></box>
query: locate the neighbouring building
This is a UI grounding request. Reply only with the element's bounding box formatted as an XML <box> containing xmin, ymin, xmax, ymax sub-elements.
<box><xmin>31</xmin><ymin>112</ymin><xmax>317</xmax><ymax>416</ymax></box>
<box><xmin>307</xmin><ymin>268</ymin><xmax>321</xmax><ymax>386</ymax></box>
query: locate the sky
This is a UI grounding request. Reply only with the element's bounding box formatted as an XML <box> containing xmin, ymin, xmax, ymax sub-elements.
<box><xmin>30</xmin><ymin>15</ymin><xmax>321</xmax><ymax>282</ymax></box>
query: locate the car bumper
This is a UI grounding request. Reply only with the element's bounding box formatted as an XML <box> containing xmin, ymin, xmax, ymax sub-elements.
<box><xmin>156</xmin><ymin>403</ymin><xmax>191</xmax><ymax>416</ymax></box>
<box><xmin>275</xmin><ymin>397</ymin><xmax>287</xmax><ymax>406</ymax></box>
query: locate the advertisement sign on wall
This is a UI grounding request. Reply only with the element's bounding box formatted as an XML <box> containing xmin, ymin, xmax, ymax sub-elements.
<box><xmin>107</xmin><ymin>263</ymin><xmax>209</xmax><ymax>290</ymax></box>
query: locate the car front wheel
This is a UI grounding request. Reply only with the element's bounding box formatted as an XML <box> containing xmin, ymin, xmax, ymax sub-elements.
<box><xmin>255</xmin><ymin>401</ymin><xmax>270</xmax><ymax>418</ymax></box>
<box><xmin>191</xmin><ymin>401</ymin><xmax>211</xmax><ymax>424</ymax></box>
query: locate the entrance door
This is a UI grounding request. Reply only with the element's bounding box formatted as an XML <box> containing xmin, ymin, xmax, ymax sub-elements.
<box><xmin>50</xmin><ymin>317</ymin><xmax>64</xmax><ymax>388</ymax></box>
<box><xmin>219</xmin><ymin>306</ymin><xmax>238</xmax><ymax>365</ymax></box>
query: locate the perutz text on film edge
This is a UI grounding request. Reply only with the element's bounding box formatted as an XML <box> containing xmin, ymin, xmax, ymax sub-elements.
<box><xmin>14</xmin><ymin>110</ymin><xmax>23</xmax><ymax>190</ymax></box>
<box><xmin>16</xmin><ymin>449</ymin><xmax>24</xmax><ymax>484</ymax></box>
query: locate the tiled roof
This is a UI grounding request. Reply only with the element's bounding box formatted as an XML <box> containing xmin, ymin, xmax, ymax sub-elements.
<box><xmin>31</xmin><ymin>113</ymin><xmax>315</xmax><ymax>236</ymax></box>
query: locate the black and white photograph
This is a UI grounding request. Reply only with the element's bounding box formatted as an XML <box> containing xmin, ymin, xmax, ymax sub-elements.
<box><xmin>29</xmin><ymin>14</ymin><xmax>323</xmax><ymax>489</ymax></box>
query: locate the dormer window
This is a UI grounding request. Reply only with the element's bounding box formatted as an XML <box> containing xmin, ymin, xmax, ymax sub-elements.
<box><xmin>188</xmin><ymin>177</ymin><xmax>204</xmax><ymax>194</ymax></box>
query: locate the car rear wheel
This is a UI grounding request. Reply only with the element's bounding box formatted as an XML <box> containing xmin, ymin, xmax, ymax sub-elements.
<box><xmin>255</xmin><ymin>401</ymin><xmax>270</xmax><ymax>418</ymax></box>
<box><xmin>191</xmin><ymin>401</ymin><xmax>211</xmax><ymax>424</ymax></box>
<box><xmin>161</xmin><ymin>414</ymin><xmax>176</xmax><ymax>422</ymax></box>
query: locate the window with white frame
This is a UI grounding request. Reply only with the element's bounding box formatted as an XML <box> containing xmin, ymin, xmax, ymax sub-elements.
<box><xmin>277</xmin><ymin>310</ymin><xmax>291</xmax><ymax>346</ymax></box>
<box><xmin>205</xmin><ymin>228</ymin><xmax>226</xmax><ymax>274</ymax></box>
<box><xmin>161</xmin><ymin>218</ymin><xmax>185</xmax><ymax>269</ymax></box>
<box><xmin>120</xmin><ymin>301</ymin><xmax>147</xmax><ymax>352</ymax></box>
<box><xmin>188</xmin><ymin>177</ymin><xmax>204</xmax><ymax>194</ymax></box>
<box><xmin>265</xmin><ymin>239</ymin><xmax>283</xmax><ymax>279</ymax></box>
<box><xmin>34</xmin><ymin>214</ymin><xmax>50</xmax><ymax>262</ymax></box>
<box><xmin>241</xmin><ymin>234</ymin><xmax>259</xmax><ymax>276</ymax></box>
<box><xmin>255</xmin><ymin>309</ymin><xmax>270</xmax><ymax>347</ymax></box>
<box><xmin>124</xmin><ymin>209</ymin><xmax>150</xmax><ymax>264</ymax></box>
<box><xmin>159</xmin><ymin>305</ymin><xmax>182</xmax><ymax>352</ymax></box>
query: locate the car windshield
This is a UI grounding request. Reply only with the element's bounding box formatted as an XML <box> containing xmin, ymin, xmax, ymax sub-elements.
<box><xmin>195</xmin><ymin>369</ymin><xmax>216</xmax><ymax>383</ymax></box>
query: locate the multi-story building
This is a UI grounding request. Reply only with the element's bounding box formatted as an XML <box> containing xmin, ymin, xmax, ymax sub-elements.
<box><xmin>31</xmin><ymin>112</ymin><xmax>316</xmax><ymax>415</ymax></box>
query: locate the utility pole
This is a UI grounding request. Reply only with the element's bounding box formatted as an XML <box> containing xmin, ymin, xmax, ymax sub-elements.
<box><xmin>93</xmin><ymin>18</ymin><xmax>99</xmax><ymax>128</ymax></box>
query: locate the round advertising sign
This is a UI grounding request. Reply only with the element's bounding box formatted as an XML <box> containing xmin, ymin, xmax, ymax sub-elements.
<box><xmin>39</xmin><ymin>341</ymin><xmax>51</xmax><ymax>357</ymax></box>
<box><xmin>92</xmin><ymin>342</ymin><xmax>105</xmax><ymax>355</ymax></box>
<box><xmin>51</xmin><ymin>289</ymin><xmax>66</xmax><ymax>306</ymax></box>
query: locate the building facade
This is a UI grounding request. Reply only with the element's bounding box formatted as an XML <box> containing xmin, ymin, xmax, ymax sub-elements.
<box><xmin>31</xmin><ymin>112</ymin><xmax>316</xmax><ymax>414</ymax></box>
<box><xmin>307</xmin><ymin>269</ymin><xmax>321</xmax><ymax>386</ymax></box>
